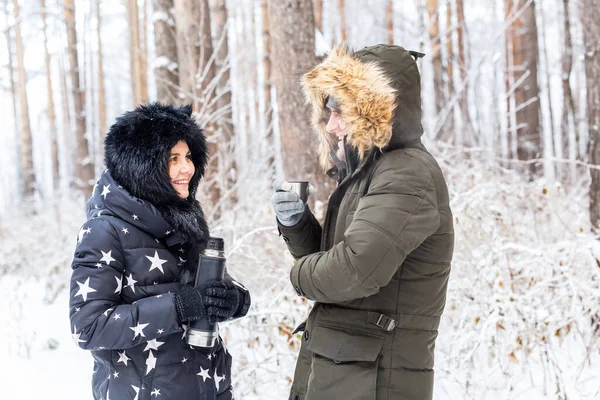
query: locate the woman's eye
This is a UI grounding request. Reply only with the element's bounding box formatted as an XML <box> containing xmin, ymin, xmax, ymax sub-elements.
<box><xmin>186</xmin><ymin>155</ymin><xmax>192</xmax><ymax>160</ymax></box>
<box><xmin>170</xmin><ymin>157</ymin><xmax>177</xmax><ymax>163</ymax></box>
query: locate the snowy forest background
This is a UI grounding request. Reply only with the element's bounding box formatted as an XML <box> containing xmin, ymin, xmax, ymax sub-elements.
<box><xmin>1</xmin><ymin>0</ymin><xmax>600</xmax><ymax>398</ymax></box>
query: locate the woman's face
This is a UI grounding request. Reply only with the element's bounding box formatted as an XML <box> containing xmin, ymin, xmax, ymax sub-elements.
<box><xmin>168</xmin><ymin>141</ymin><xmax>195</xmax><ymax>198</ymax></box>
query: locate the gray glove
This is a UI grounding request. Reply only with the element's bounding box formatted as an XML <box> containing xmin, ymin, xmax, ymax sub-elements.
<box><xmin>271</xmin><ymin>180</ymin><xmax>306</xmax><ymax>226</ymax></box>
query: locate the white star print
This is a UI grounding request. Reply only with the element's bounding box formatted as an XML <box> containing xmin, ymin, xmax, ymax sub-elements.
<box><xmin>112</xmin><ymin>371</ymin><xmax>119</xmax><ymax>378</ymax></box>
<box><xmin>165</xmin><ymin>230</ymin><xmax>171</xmax><ymax>235</ymax></box>
<box><xmin>96</xmin><ymin>263</ymin><xmax>103</xmax><ymax>269</ymax></box>
<box><xmin>146</xmin><ymin>350</ymin><xmax>157</xmax><ymax>375</ymax></box>
<box><xmin>97</xmin><ymin>210</ymin><xmax>103</xmax><ymax>217</ymax></box>
<box><xmin>72</xmin><ymin>325</ymin><xmax>87</xmax><ymax>344</ymax></box>
<box><xmin>214</xmin><ymin>372</ymin><xmax>225</xmax><ymax>391</ymax></box>
<box><xmin>117</xmin><ymin>351</ymin><xmax>130</xmax><ymax>366</ymax></box>
<box><xmin>178</xmin><ymin>257</ymin><xmax>186</xmax><ymax>266</ymax></box>
<box><xmin>129</xmin><ymin>322</ymin><xmax>149</xmax><ymax>339</ymax></box>
<box><xmin>181</xmin><ymin>357</ymin><xmax>188</xmax><ymax>363</ymax></box>
<box><xmin>77</xmin><ymin>226</ymin><xmax>91</xmax><ymax>243</ymax></box>
<box><xmin>151</xmin><ymin>388</ymin><xmax>161</xmax><ymax>397</ymax></box>
<box><xmin>207</xmin><ymin>353</ymin><xmax>213</xmax><ymax>360</ymax></box>
<box><xmin>100</xmin><ymin>250</ymin><xmax>116</xmax><ymax>266</ymax></box>
<box><xmin>132</xmin><ymin>214</ymin><xmax>139</xmax><ymax>220</ymax></box>
<box><xmin>146</xmin><ymin>251</ymin><xmax>167</xmax><ymax>274</ymax></box>
<box><xmin>181</xmin><ymin>324</ymin><xmax>188</xmax><ymax>339</ymax></box>
<box><xmin>157</xmin><ymin>329</ymin><xmax>164</xmax><ymax>334</ymax></box>
<box><xmin>178</xmin><ymin>248</ymin><xmax>185</xmax><ymax>253</ymax></box>
<box><xmin>75</xmin><ymin>277</ymin><xmax>97</xmax><ymax>302</ymax></box>
<box><xmin>125</xmin><ymin>273</ymin><xmax>138</xmax><ymax>293</ymax></box>
<box><xmin>101</xmin><ymin>184</ymin><xmax>111</xmax><ymax>199</ymax></box>
<box><xmin>144</xmin><ymin>339</ymin><xmax>165</xmax><ymax>352</ymax></box>
<box><xmin>114</xmin><ymin>275</ymin><xmax>123</xmax><ymax>294</ymax></box>
<box><xmin>113</xmin><ymin>313</ymin><xmax>121</xmax><ymax>321</ymax></box>
<box><xmin>102</xmin><ymin>307</ymin><xmax>114</xmax><ymax>317</ymax></box>
<box><xmin>121</xmin><ymin>227</ymin><xmax>129</xmax><ymax>234</ymax></box>
<box><xmin>197</xmin><ymin>367</ymin><xmax>212</xmax><ymax>382</ymax></box>
<box><xmin>131</xmin><ymin>385</ymin><xmax>140</xmax><ymax>400</ymax></box>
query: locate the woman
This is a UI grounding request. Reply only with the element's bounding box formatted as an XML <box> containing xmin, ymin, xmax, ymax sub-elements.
<box><xmin>69</xmin><ymin>103</ymin><xmax>250</xmax><ymax>400</ymax></box>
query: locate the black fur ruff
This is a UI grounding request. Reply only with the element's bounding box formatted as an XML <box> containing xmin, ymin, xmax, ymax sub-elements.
<box><xmin>104</xmin><ymin>102</ymin><xmax>210</xmax><ymax>244</ymax></box>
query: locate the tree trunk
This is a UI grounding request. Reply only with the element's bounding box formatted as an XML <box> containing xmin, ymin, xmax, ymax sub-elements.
<box><xmin>538</xmin><ymin>0</ymin><xmax>557</xmax><ymax>180</ymax></box>
<box><xmin>174</xmin><ymin>0</ymin><xmax>216</xmax><ymax>111</ymax></box>
<box><xmin>505</xmin><ymin>0</ymin><xmax>542</xmax><ymax>177</ymax></box>
<box><xmin>445</xmin><ymin>0</ymin><xmax>456</xmax><ymax>142</ymax></box>
<box><xmin>582</xmin><ymin>0</ymin><xmax>600</xmax><ymax>229</ymax></box>
<box><xmin>140</xmin><ymin>0</ymin><xmax>149</xmax><ymax>102</ymax></box>
<box><xmin>41</xmin><ymin>0</ymin><xmax>60</xmax><ymax>190</ymax></box>
<box><xmin>174</xmin><ymin>0</ymin><xmax>219</xmax><ymax>209</ymax></box>
<box><xmin>386</xmin><ymin>0</ymin><xmax>393</xmax><ymax>44</ymax></box>
<box><xmin>455</xmin><ymin>0</ymin><xmax>470</xmax><ymax>145</ymax></box>
<box><xmin>267</xmin><ymin>0</ymin><xmax>331</xmax><ymax>209</ymax></box>
<box><xmin>152</xmin><ymin>0</ymin><xmax>179</xmax><ymax>103</ymax></box>
<box><xmin>262</xmin><ymin>0</ymin><xmax>274</xmax><ymax>173</ymax></box>
<box><xmin>426</xmin><ymin>0</ymin><xmax>445</xmax><ymax>120</ymax></box>
<box><xmin>338</xmin><ymin>0</ymin><xmax>346</xmax><ymax>42</ymax></box>
<box><xmin>64</xmin><ymin>0</ymin><xmax>94</xmax><ymax>195</ymax></box>
<box><xmin>560</xmin><ymin>0</ymin><xmax>579</xmax><ymax>180</ymax></box>
<box><xmin>13</xmin><ymin>0</ymin><xmax>35</xmax><ymax>196</ymax></box>
<box><xmin>213</xmin><ymin>0</ymin><xmax>237</xmax><ymax>205</ymax></box>
<box><xmin>96</xmin><ymin>0</ymin><xmax>107</xmax><ymax>148</ymax></box>
<box><xmin>313</xmin><ymin>0</ymin><xmax>322</xmax><ymax>31</ymax></box>
<box><xmin>3</xmin><ymin>0</ymin><xmax>19</xmax><ymax>153</ymax></box>
<box><xmin>126</xmin><ymin>0</ymin><xmax>144</xmax><ymax>106</ymax></box>
<box><xmin>174</xmin><ymin>0</ymin><xmax>199</xmax><ymax>107</ymax></box>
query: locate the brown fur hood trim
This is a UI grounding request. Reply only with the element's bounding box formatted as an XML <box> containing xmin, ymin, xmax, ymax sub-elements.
<box><xmin>301</xmin><ymin>46</ymin><xmax>396</xmax><ymax>170</ymax></box>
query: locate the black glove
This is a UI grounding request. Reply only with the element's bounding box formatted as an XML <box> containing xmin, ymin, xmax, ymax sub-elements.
<box><xmin>205</xmin><ymin>279</ymin><xmax>241</xmax><ymax>323</ymax></box>
<box><xmin>174</xmin><ymin>280</ymin><xmax>241</xmax><ymax>324</ymax></box>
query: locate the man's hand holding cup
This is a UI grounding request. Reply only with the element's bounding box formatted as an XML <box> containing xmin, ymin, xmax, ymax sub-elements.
<box><xmin>271</xmin><ymin>180</ymin><xmax>310</xmax><ymax>227</ymax></box>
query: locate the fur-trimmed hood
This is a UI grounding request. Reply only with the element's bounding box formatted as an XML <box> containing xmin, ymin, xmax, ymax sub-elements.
<box><xmin>103</xmin><ymin>102</ymin><xmax>209</xmax><ymax>244</ymax></box>
<box><xmin>301</xmin><ymin>44</ymin><xmax>424</xmax><ymax>170</ymax></box>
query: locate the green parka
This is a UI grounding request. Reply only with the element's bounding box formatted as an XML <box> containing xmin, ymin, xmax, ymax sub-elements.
<box><xmin>278</xmin><ymin>45</ymin><xmax>454</xmax><ymax>400</ymax></box>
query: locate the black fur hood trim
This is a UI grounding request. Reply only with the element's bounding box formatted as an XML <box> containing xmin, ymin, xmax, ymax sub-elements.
<box><xmin>103</xmin><ymin>102</ymin><xmax>209</xmax><ymax>243</ymax></box>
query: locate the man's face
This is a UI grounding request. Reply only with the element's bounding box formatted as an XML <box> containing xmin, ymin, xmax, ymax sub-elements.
<box><xmin>326</xmin><ymin>109</ymin><xmax>351</xmax><ymax>162</ymax></box>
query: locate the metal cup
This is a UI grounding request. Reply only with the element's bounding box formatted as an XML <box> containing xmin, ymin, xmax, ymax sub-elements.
<box><xmin>284</xmin><ymin>181</ymin><xmax>310</xmax><ymax>203</ymax></box>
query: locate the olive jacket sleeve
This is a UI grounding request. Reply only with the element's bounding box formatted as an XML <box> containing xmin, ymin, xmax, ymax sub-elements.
<box><xmin>289</xmin><ymin>157</ymin><xmax>441</xmax><ymax>303</ymax></box>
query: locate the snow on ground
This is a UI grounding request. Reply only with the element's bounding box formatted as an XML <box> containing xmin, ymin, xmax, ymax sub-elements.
<box><xmin>1</xmin><ymin>149</ymin><xmax>600</xmax><ymax>399</ymax></box>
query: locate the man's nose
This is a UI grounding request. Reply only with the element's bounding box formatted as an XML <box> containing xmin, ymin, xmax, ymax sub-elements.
<box><xmin>326</xmin><ymin>115</ymin><xmax>338</xmax><ymax>133</ymax></box>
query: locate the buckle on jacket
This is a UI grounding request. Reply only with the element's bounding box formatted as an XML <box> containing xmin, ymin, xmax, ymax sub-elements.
<box><xmin>375</xmin><ymin>314</ymin><xmax>396</xmax><ymax>331</ymax></box>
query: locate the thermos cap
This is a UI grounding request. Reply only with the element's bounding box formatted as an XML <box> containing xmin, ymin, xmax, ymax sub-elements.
<box><xmin>206</xmin><ymin>237</ymin><xmax>224</xmax><ymax>251</ymax></box>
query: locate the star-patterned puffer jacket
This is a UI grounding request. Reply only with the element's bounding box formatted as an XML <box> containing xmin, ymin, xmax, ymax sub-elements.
<box><xmin>69</xmin><ymin>170</ymin><xmax>249</xmax><ymax>400</ymax></box>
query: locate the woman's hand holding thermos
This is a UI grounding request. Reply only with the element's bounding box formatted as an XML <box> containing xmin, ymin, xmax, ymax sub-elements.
<box><xmin>174</xmin><ymin>280</ymin><xmax>240</xmax><ymax>324</ymax></box>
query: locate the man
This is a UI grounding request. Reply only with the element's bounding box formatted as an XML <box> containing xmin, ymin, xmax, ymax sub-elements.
<box><xmin>271</xmin><ymin>45</ymin><xmax>454</xmax><ymax>400</ymax></box>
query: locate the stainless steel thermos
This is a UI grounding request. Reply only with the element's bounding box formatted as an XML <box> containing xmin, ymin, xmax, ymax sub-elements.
<box><xmin>185</xmin><ymin>237</ymin><xmax>226</xmax><ymax>348</ymax></box>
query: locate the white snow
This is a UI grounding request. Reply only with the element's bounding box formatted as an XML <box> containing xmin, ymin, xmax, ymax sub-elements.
<box><xmin>1</xmin><ymin>146</ymin><xmax>599</xmax><ymax>399</ymax></box>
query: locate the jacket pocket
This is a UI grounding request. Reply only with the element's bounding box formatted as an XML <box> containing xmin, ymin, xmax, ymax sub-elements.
<box><xmin>305</xmin><ymin>324</ymin><xmax>384</xmax><ymax>400</ymax></box>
